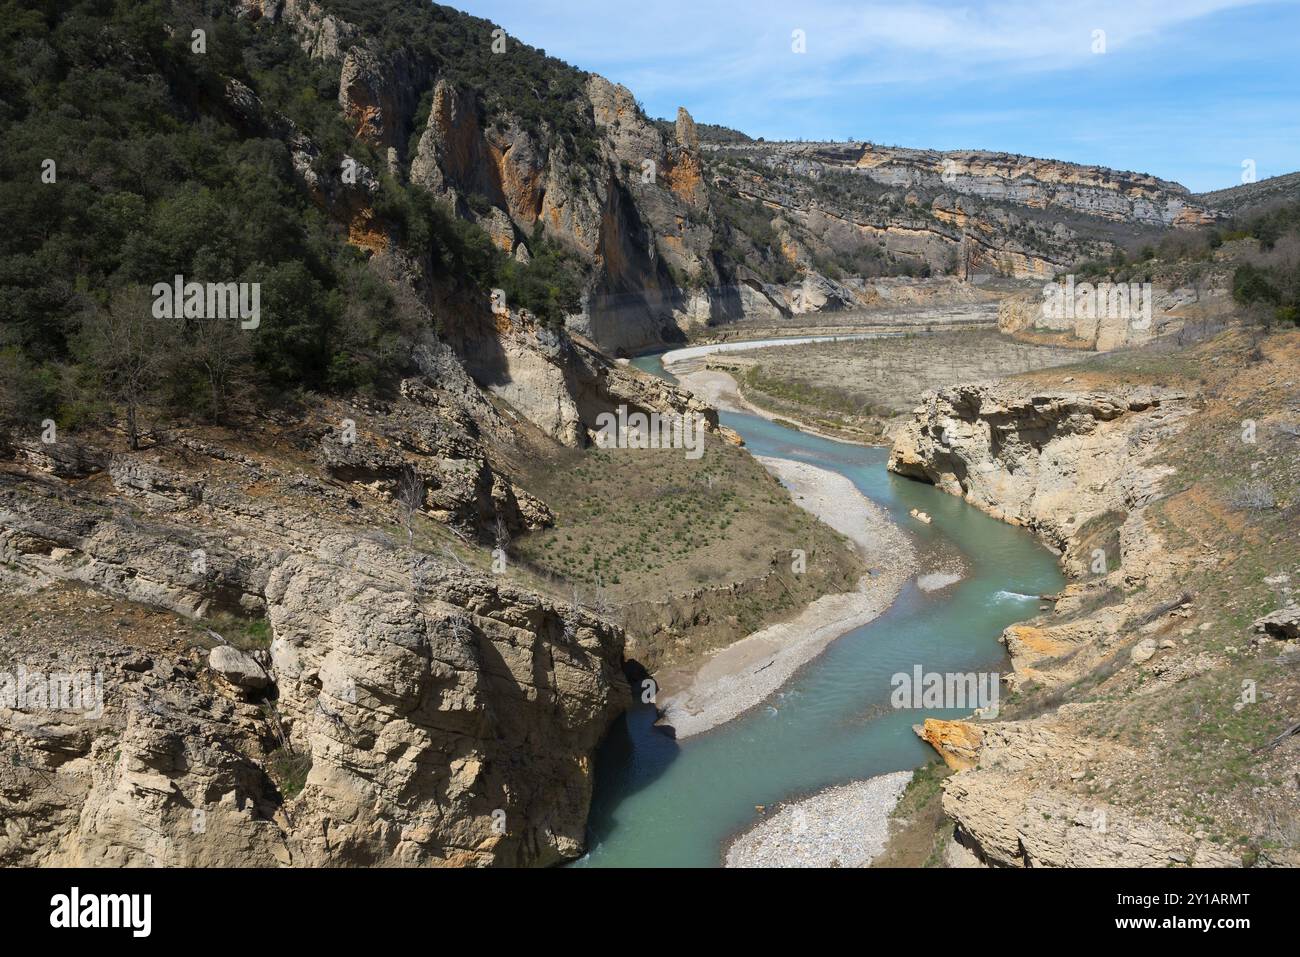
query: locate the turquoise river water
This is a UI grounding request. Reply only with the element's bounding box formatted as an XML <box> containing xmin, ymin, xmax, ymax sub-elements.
<box><xmin>572</xmin><ymin>352</ymin><xmax>1063</xmax><ymax>867</ymax></box>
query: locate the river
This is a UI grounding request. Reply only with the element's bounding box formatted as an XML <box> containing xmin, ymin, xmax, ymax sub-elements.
<box><xmin>571</xmin><ymin>349</ymin><xmax>1063</xmax><ymax>867</ymax></box>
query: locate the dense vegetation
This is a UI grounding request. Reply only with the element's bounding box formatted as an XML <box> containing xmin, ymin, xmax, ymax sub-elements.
<box><xmin>707</xmin><ymin>189</ymin><xmax>799</xmax><ymax>285</ymax></box>
<box><xmin>1072</xmin><ymin>198</ymin><xmax>1300</xmax><ymax>329</ymax></box>
<box><xmin>325</xmin><ymin>0</ymin><xmax>601</xmax><ymax>165</ymax></box>
<box><xmin>0</xmin><ymin>0</ymin><xmax>584</xmax><ymax>442</ymax></box>
<box><xmin>1224</xmin><ymin>203</ymin><xmax>1300</xmax><ymax>327</ymax></box>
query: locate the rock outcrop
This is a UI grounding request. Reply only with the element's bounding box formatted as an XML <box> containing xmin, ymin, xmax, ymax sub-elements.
<box><xmin>995</xmin><ymin>286</ymin><xmax>1218</xmax><ymax>351</ymax></box>
<box><xmin>840</xmin><ymin>142</ymin><xmax>1213</xmax><ymax>227</ymax></box>
<box><xmin>1254</xmin><ymin>606</ymin><xmax>1300</xmax><ymax>642</ymax></box>
<box><xmin>0</xmin><ymin>366</ymin><xmax>635</xmax><ymax>866</ymax></box>
<box><xmin>888</xmin><ymin>380</ymin><xmax>1259</xmax><ymax>867</ymax></box>
<box><xmin>940</xmin><ymin>721</ymin><xmax>1239</xmax><ymax>867</ymax></box>
<box><xmin>917</xmin><ymin>718</ymin><xmax>984</xmax><ymax>771</ymax></box>
<box><xmin>889</xmin><ymin>383</ymin><xmax>1192</xmax><ymax>571</ymax></box>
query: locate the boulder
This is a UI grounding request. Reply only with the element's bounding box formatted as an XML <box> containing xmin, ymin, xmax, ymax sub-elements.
<box><xmin>208</xmin><ymin>645</ymin><xmax>270</xmax><ymax>691</ymax></box>
<box><xmin>1130</xmin><ymin>638</ymin><xmax>1158</xmax><ymax>664</ymax></box>
<box><xmin>1253</xmin><ymin>606</ymin><xmax>1300</xmax><ymax>641</ymax></box>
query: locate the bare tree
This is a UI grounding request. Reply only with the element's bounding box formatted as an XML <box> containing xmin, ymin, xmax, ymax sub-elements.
<box><xmin>439</xmin><ymin>545</ymin><xmax>469</xmax><ymax>571</ymax></box>
<box><xmin>190</xmin><ymin>314</ymin><xmax>252</xmax><ymax>424</ymax></box>
<box><xmin>493</xmin><ymin>514</ymin><xmax>511</xmax><ymax>554</ymax></box>
<box><xmin>76</xmin><ymin>286</ymin><xmax>175</xmax><ymax>450</ymax></box>
<box><xmin>569</xmin><ymin>584</ymin><xmax>586</xmax><ymax>614</ymax></box>
<box><xmin>589</xmin><ymin>581</ymin><xmax>613</xmax><ymax>619</ymax></box>
<box><xmin>1229</xmin><ymin>481</ymin><xmax>1275</xmax><ymax>513</ymax></box>
<box><xmin>394</xmin><ymin>467</ymin><xmax>425</xmax><ymax>543</ymax></box>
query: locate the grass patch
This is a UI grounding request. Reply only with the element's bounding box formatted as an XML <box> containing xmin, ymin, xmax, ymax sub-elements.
<box><xmin>192</xmin><ymin>613</ymin><xmax>273</xmax><ymax>651</ymax></box>
<box><xmin>872</xmin><ymin>761</ymin><xmax>956</xmax><ymax>868</ymax></box>
<box><xmin>732</xmin><ymin>330</ymin><xmax>1083</xmax><ymax>438</ymax></box>
<box><xmin>267</xmin><ymin>748</ymin><xmax>312</xmax><ymax>800</ymax></box>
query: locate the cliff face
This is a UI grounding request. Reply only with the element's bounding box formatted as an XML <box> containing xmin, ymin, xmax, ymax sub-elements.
<box><xmin>848</xmin><ymin>144</ymin><xmax>1213</xmax><ymax>227</ymax></box>
<box><xmin>724</xmin><ymin>139</ymin><xmax>1212</xmax><ymax>226</ymax></box>
<box><xmin>0</xmin><ymin>376</ymin><xmax>632</xmax><ymax>867</ymax></box>
<box><xmin>888</xmin><ymin>343</ymin><xmax>1300</xmax><ymax>868</ymax></box>
<box><xmin>995</xmin><ymin>286</ymin><xmax>1230</xmax><ymax>352</ymax></box>
<box><xmin>406</xmin><ymin>69</ymin><xmax>731</xmax><ymax>353</ymax></box>
<box><xmin>704</xmin><ymin>141</ymin><xmax>1213</xmax><ymax>287</ymax></box>
<box><xmin>888</xmin><ymin>383</ymin><xmax>1192</xmax><ymax>572</ymax></box>
<box><xmin>240</xmin><ymin>0</ymin><xmax>1224</xmax><ymax>354</ymax></box>
<box><xmin>225</xmin><ymin>3</ymin><xmax>715</xmax><ymax>444</ymax></box>
<box><xmin>250</xmin><ymin>0</ymin><xmax>727</xmax><ymax>354</ymax></box>
<box><xmin>888</xmin><ymin>382</ymin><xmax>1237</xmax><ymax>866</ymax></box>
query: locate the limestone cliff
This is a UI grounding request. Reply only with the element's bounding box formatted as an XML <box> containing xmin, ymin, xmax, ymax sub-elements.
<box><xmin>888</xmin><ymin>380</ymin><xmax>1255</xmax><ymax>867</ymax></box>
<box><xmin>995</xmin><ymin>286</ymin><xmax>1225</xmax><ymax>352</ymax></box>
<box><xmin>848</xmin><ymin>144</ymin><xmax>1214</xmax><ymax>227</ymax></box>
<box><xmin>888</xmin><ymin>383</ymin><xmax>1192</xmax><ymax>572</ymax></box>
<box><xmin>0</xmin><ymin>382</ymin><xmax>631</xmax><ymax>866</ymax></box>
<box><xmin>240</xmin><ymin>0</ymin><xmax>1229</xmax><ymax>353</ymax></box>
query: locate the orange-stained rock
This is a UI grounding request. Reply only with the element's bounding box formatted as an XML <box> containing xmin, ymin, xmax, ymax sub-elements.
<box><xmin>1003</xmin><ymin>624</ymin><xmax>1061</xmax><ymax>655</ymax></box>
<box><xmin>917</xmin><ymin>718</ymin><xmax>985</xmax><ymax>771</ymax></box>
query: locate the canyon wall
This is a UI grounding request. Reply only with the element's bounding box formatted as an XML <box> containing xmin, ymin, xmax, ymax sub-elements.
<box><xmin>0</xmin><ymin>377</ymin><xmax>634</xmax><ymax>866</ymax></box>
<box><xmin>888</xmin><ymin>381</ymin><xmax>1250</xmax><ymax>866</ymax></box>
<box><xmin>239</xmin><ymin>0</ymin><xmax>1223</xmax><ymax>354</ymax></box>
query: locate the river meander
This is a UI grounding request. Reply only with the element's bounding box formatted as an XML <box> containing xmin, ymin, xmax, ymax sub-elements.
<box><xmin>573</xmin><ymin>349</ymin><xmax>1063</xmax><ymax>867</ymax></box>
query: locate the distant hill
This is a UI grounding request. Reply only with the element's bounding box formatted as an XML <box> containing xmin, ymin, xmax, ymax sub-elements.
<box><xmin>1198</xmin><ymin>171</ymin><xmax>1300</xmax><ymax>216</ymax></box>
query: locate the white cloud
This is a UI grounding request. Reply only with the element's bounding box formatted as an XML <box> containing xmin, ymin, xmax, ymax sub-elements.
<box><xmin>477</xmin><ymin>0</ymin><xmax>1263</xmax><ymax>95</ymax></box>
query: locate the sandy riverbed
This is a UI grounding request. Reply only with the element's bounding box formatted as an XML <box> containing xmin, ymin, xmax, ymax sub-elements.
<box><xmin>656</xmin><ymin>453</ymin><xmax>916</xmax><ymax>739</ymax></box>
<box><xmin>724</xmin><ymin>771</ymin><xmax>914</xmax><ymax>867</ymax></box>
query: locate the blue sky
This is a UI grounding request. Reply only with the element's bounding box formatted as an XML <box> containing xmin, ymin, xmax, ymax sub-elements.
<box><xmin>458</xmin><ymin>0</ymin><xmax>1300</xmax><ymax>192</ymax></box>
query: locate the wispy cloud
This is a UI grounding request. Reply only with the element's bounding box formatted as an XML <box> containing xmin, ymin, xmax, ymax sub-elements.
<box><xmin>461</xmin><ymin>0</ymin><xmax>1300</xmax><ymax>191</ymax></box>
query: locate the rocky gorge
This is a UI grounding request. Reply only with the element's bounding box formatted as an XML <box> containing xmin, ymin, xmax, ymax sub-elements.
<box><xmin>0</xmin><ymin>378</ymin><xmax>643</xmax><ymax>866</ymax></box>
<box><xmin>232</xmin><ymin>0</ymin><xmax>1249</xmax><ymax>359</ymax></box>
<box><xmin>1</xmin><ymin>0</ymin><xmax>1296</xmax><ymax>873</ymax></box>
<box><xmin>887</xmin><ymin>332</ymin><xmax>1300</xmax><ymax>867</ymax></box>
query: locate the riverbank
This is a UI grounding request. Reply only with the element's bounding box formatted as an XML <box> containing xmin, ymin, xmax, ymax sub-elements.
<box><xmin>581</xmin><ymin>356</ymin><xmax>1065</xmax><ymax>867</ymax></box>
<box><xmin>656</xmin><ymin>454</ymin><xmax>916</xmax><ymax>738</ymax></box>
<box><xmin>886</xmin><ymin>329</ymin><xmax>1300</xmax><ymax>866</ymax></box>
<box><xmin>724</xmin><ymin>771</ymin><xmax>914</xmax><ymax>867</ymax></box>
<box><xmin>665</xmin><ymin>328</ymin><xmax>1085</xmax><ymax>446</ymax></box>
<box><xmin>664</xmin><ymin>346</ymin><xmax>880</xmax><ymax>447</ymax></box>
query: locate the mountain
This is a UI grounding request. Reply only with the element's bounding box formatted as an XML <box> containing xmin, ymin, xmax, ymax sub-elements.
<box><xmin>1197</xmin><ymin>171</ymin><xmax>1300</xmax><ymax>216</ymax></box>
<box><xmin>222</xmin><ymin>0</ymin><xmax>1228</xmax><ymax>355</ymax></box>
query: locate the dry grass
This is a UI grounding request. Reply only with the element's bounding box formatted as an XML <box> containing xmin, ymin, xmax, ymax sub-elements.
<box><xmin>733</xmin><ymin>329</ymin><xmax>1083</xmax><ymax>439</ymax></box>
<box><xmin>511</xmin><ymin>433</ymin><xmax>866</xmax><ymax>668</ymax></box>
<box><xmin>872</xmin><ymin>760</ymin><xmax>955</xmax><ymax>868</ymax></box>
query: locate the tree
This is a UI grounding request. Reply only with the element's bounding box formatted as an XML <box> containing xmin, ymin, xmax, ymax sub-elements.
<box><xmin>394</xmin><ymin>467</ymin><xmax>425</xmax><ymax>543</ymax></box>
<box><xmin>190</xmin><ymin>314</ymin><xmax>253</xmax><ymax>424</ymax></box>
<box><xmin>75</xmin><ymin>286</ymin><xmax>176</xmax><ymax>450</ymax></box>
